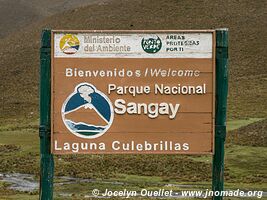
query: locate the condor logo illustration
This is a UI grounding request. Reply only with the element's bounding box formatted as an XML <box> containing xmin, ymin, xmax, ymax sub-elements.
<box><xmin>61</xmin><ymin>83</ymin><xmax>114</xmax><ymax>139</ymax></box>
<box><xmin>59</xmin><ymin>34</ymin><xmax>80</xmax><ymax>54</ymax></box>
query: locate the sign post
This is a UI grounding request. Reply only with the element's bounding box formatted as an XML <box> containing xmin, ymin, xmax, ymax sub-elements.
<box><xmin>212</xmin><ymin>29</ymin><xmax>229</xmax><ymax>200</ymax></box>
<box><xmin>39</xmin><ymin>29</ymin><xmax>54</xmax><ymax>200</ymax></box>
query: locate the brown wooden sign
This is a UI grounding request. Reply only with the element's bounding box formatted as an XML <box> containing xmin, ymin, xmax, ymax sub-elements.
<box><xmin>51</xmin><ymin>30</ymin><xmax>215</xmax><ymax>154</ymax></box>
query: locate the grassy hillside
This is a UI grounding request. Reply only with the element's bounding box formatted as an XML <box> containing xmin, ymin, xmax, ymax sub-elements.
<box><xmin>0</xmin><ymin>0</ymin><xmax>266</xmax><ymax>123</ymax></box>
<box><xmin>227</xmin><ymin>119</ymin><xmax>267</xmax><ymax>147</ymax></box>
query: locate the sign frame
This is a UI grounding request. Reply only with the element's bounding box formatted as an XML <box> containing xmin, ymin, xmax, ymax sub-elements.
<box><xmin>50</xmin><ymin>30</ymin><xmax>216</xmax><ymax>155</ymax></box>
<box><xmin>39</xmin><ymin>29</ymin><xmax>228</xmax><ymax>200</ymax></box>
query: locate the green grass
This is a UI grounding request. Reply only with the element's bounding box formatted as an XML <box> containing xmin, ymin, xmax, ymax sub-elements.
<box><xmin>189</xmin><ymin>118</ymin><xmax>265</xmax><ymax>163</ymax></box>
<box><xmin>0</xmin><ymin>129</ymin><xmax>39</xmax><ymax>153</ymax></box>
<box><xmin>0</xmin><ymin>194</ymin><xmax>39</xmax><ymax>200</ymax></box>
<box><xmin>227</xmin><ymin>118</ymin><xmax>264</xmax><ymax>131</ymax></box>
<box><xmin>225</xmin><ymin>144</ymin><xmax>267</xmax><ymax>184</ymax></box>
<box><xmin>0</xmin><ymin>118</ymin><xmax>266</xmax><ymax>199</ymax></box>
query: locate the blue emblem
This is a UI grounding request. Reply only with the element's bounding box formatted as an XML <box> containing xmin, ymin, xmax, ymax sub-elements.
<box><xmin>61</xmin><ymin>83</ymin><xmax>114</xmax><ymax>139</ymax></box>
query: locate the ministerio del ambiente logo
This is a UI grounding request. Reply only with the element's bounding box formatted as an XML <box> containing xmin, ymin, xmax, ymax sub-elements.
<box><xmin>60</xmin><ymin>34</ymin><xmax>80</xmax><ymax>54</ymax></box>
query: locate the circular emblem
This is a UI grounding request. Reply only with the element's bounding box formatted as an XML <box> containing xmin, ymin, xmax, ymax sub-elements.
<box><xmin>61</xmin><ymin>83</ymin><xmax>114</xmax><ymax>139</ymax></box>
<box><xmin>59</xmin><ymin>34</ymin><xmax>80</xmax><ymax>54</ymax></box>
<box><xmin>141</xmin><ymin>35</ymin><xmax>162</xmax><ymax>53</ymax></box>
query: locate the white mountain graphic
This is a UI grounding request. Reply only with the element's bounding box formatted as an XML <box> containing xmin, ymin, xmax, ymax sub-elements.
<box><xmin>64</xmin><ymin>104</ymin><xmax>108</xmax><ymax>127</ymax></box>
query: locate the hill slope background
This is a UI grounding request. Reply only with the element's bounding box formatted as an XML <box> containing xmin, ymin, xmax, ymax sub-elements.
<box><xmin>0</xmin><ymin>0</ymin><xmax>266</xmax><ymax>123</ymax></box>
<box><xmin>0</xmin><ymin>0</ymin><xmax>109</xmax><ymax>38</ymax></box>
<box><xmin>227</xmin><ymin>119</ymin><xmax>267</xmax><ymax>147</ymax></box>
